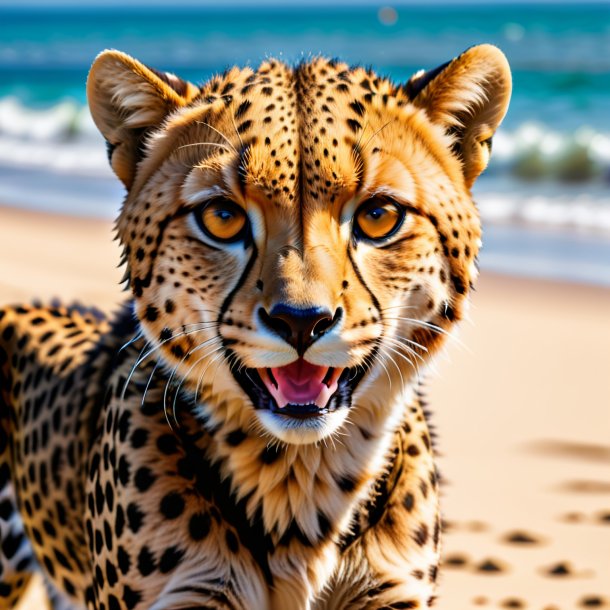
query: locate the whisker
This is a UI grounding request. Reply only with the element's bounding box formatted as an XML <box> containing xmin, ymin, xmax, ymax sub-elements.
<box><xmin>228</xmin><ymin>106</ymin><xmax>245</xmax><ymax>150</ymax></box>
<box><xmin>383</xmin><ymin>335</ymin><xmax>426</xmax><ymax>364</ymax></box>
<box><xmin>121</xmin><ymin>323</ymin><xmax>217</xmax><ymax>400</ymax></box>
<box><xmin>177</xmin><ymin>141</ymin><xmax>234</xmax><ymax>154</ymax></box>
<box><xmin>381</xmin><ymin>342</ymin><xmax>420</xmax><ymax>378</ymax></box>
<box><xmin>380</xmin><ymin>327</ymin><xmax>429</xmax><ymax>353</ymax></box>
<box><xmin>208</xmin><ymin>351</ymin><xmax>228</xmax><ymax>399</ymax></box>
<box><xmin>360</xmin><ymin>119</ymin><xmax>394</xmax><ymax>154</ymax></box>
<box><xmin>376</xmin><ymin>351</ymin><xmax>394</xmax><ymax>390</ymax></box>
<box><xmin>118</xmin><ymin>329</ymin><xmax>145</xmax><ymax>354</ymax></box>
<box><xmin>172</xmin><ymin>336</ymin><xmax>223</xmax><ymax>395</ymax></box>
<box><xmin>140</xmin><ymin>359</ymin><xmax>161</xmax><ymax>408</ymax></box>
<box><xmin>382</xmin><ymin>315</ymin><xmax>470</xmax><ymax>353</ymax></box>
<box><xmin>195</xmin><ymin>351</ymin><xmax>226</xmax><ymax>404</ymax></box>
<box><xmin>379</xmin><ymin>348</ymin><xmax>405</xmax><ymax>392</ymax></box>
<box><xmin>172</xmin><ymin>341</ymin><xmax>224</xmax><ymax>426</ymax></box>
<box><xmin>195</xmin><ymin>121</ymin><xmax>238</xmax><ymax>154</ymax></box>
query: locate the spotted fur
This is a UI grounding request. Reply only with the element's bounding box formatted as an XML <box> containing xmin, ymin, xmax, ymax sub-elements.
<box><xmin>0</xmin><ymin>45</ymin><xmax>510</xmax><ymax>609</ymax></box>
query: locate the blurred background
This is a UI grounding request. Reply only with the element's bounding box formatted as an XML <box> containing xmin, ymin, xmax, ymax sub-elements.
<box><xmin>0</xmin><ymin>0</ymin><xmax>609</xmax><ymax>285</ymax></box>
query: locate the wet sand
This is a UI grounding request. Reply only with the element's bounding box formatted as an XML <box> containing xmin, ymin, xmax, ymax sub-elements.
<box><xmin>1</xmin><ymin>205</ymin><xmax>608</xmax><ymax>609</ymax></box>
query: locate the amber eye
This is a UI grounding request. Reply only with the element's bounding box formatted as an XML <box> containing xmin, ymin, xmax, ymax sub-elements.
<box><xmin>354</xmin><ymin>198</ymin><xmax>405</xmax><ymax>241</ymax></box>
<box><xmin>197</xmin><ymin>198</ymin><xmax>248</xmax><ymax>243</ymax></box>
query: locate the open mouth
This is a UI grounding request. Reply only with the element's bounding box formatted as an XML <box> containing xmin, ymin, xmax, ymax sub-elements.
<box><xmin>258</xmin><ymin>360</ymin><xmax>344</xmax><ymax>417</ymax></box>
<box><xmin>229</xmin><ymin>356</ymin><xmax>363</xmax><ymax>419</ymax></box>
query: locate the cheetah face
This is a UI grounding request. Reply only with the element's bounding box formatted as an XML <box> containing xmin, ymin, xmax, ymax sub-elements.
<box><xmin>88</xmin><ymin>47</ymin><xmax>510</xmax><ymax>444</ymax></box>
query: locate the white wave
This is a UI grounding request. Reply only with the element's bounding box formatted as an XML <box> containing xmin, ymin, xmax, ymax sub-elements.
<box><xmin>476</xmin><ymin>190</ymin><xmax>610</xmax><ymax>235</ymax></box>
<box><xmin>0</xmin><ymin>96</ymin><xmax>98</xmax><ymax>142</ymax></box>
<box><xmin>0</xmin><ymin>97</ymin><xmax>108</xmax><ymax>176</ymax></box>
<box><xmin>492</xmin><ymin>122</ymin><xmax>610</xmax><ymax>182</ymax></box>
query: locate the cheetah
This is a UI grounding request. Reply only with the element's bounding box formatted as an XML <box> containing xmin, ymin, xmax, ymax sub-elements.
<box><xmin>0</xmin><ymin>45</ymin><xmax>511</xmax><ymax>609</ymax></box>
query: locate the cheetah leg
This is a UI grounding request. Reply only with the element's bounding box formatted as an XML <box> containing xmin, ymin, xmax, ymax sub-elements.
<box><xmin>0</xmin><ymin>480</ymin><xmax>42</xmax><ymax>609</ymax></box>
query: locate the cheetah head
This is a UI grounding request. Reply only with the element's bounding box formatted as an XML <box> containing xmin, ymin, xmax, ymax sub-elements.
<box><xmin>88</xmin><ymin>46</ymin><xmax>510</xmax><ymax>444</ymax></box>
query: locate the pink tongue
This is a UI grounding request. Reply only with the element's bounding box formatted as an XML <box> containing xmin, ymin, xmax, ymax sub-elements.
<box><xmin>272</xmin><ymin>360</ymin><xmax>327</xmax><ymax>403</ymax></box>
<box><xmin>259</xmin><ymin>360</ymin><xmax>342</xmax><ymax>409</ymax></box>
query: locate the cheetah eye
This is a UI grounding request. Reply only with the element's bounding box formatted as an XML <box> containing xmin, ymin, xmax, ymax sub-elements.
<box><xmin>195</xmin><ymin>198</ymin><xmax>248</xmax><ymax>243</ymax></box>
<box><xmin>354</xmin><ymin>197</ymin><xmax>405</xmax><ymax>241</ymax></box>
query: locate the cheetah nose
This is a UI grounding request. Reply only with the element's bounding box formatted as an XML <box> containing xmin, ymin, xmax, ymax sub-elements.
<box><xmin>259</xmin><ymin>304</ymin><xmax>342</xmax><ymax>355</ymax></box>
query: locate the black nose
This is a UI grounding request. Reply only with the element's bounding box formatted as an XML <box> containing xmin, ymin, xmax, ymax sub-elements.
<box><xmin>259</xmin><ymin>304</ymin><xmax>342</xmax><ymax>355</ymax></box>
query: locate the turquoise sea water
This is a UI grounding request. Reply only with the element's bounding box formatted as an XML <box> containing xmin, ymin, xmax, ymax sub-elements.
<box><xmin>0</xmin><ymin>3</ymin><xmax>609</xmax><ymax>283</ymax></box>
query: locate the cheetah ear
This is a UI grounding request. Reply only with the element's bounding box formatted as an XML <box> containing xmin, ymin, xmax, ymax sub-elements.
<box><xmin>87</xmin><ymin>50</ymin><xmax>198</xmax><ymax>189</ymax></box>
<box><xmin>405</xmin><ymin>44</ymin><xmax>511</xmax><ymax>188</ymax></box>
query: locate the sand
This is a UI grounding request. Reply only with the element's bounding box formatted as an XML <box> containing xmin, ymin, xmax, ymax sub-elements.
<box><xmin>1</xmin><ymin>204</ymin><xmax>608</xmax><ymax>609</ymax></box>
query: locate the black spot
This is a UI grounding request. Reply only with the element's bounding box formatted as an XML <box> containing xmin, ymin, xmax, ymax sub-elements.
<box><xmin>104</xmin><ymin>519</ymin><xmax>114</xmax><ymax>551</ymax></box>
<box><xmin>134</xmin><ymin>467</ymin><xmax>155</xmax><ymax>492</ymax></box>
<box><xmin>1</xmin><ymin>531</ymin><xmax>23</xmax><ymax>559</ymax></box>
<box><xmin>130</xmin><ymin>428</ymin><xmax>148</xmax><ymax>449</ymax></box>
<box><xmin>118</xmin><ymin>456</ymin><xmax>130</xmax><ymax>486</ymax></box>
<box><xmin>117</xmin><ymin>545</ymin><xmax>130</xmax><ymax>575</ymax></box>
<box><xmin>451</xmin><ymin>274</ymin><xmax>466</xmax><ymax>295</ymax></box>
<box><xmin>350</xmin><ymin>100</ymin><xmax>366</xmax><ymax>116</ymax></box>
<box><xmin>160</xmin><ymin>492</ymin><xmax>185</xmax><ymax>520</ymax></box>
<box><xmin>123</xmin><ymin>585</ymin><xmax>142</xmax><ymax>609</ymax></box>
<box><xmin>145</xmin><ymin>305</ymin><xmax>159</xmax><ymax>321</ymax></box>
<box><xmin>105</xmin><ymin>559</ymin><xmax>118</xmax><ymax>586</ymax></box>
<box><xmin>235</xmin><ymin>99</ymin><xmax>252</xmax><ymax>119</ymax></box>
<box><xmin>43</xmin><ymin>555</ymin><xmax>56</xmax><ymax>578</ymax></box>
<box><xmin>225</xmin><ymin>429</ymin><xmax>247</xmax><ymax>447</ymax></box>
<box><xmin>260</xmin><ymin>445</ymin><xmax>281</xmax><ymax>465</ymax></box>
<box><xmin>160</xmin><ymin>300</ymin><xmax>175</xmax><ymax>317</ymax></box>
<box><xmin>581</xmin><ymin>596</ymin><xmax>605</xmax><ymax>607</ymax></box>
<box><xmin>346</xmin><ymin>119</ymin><xmax>362</xmax><ymax>133</ymax></box>
<box><xmin>189</xmin><ymin>512</ymin><xmax>211</xmax><ymax>541</ymax></box>
<box><xmin>404</xmin><ymin>492</ymin><xmax>415</xmax><ymax>512</ymax></box>
<box><xmin>52</xmin><ymin>548</ymin><xmax>71</xmax><ymax>570</ymax></box>
<box><xmin>413</xmin><ymin>523</ymin><xmax>429</xmax><ymax>546</ymax></box>
<box><xmin>337</xmin><ymin>474</ymin><xmax>356</xmax><ymax>492</ymax></box>
<box><xmin>62</xmin><ymin>577</ymin><xmax>76</xmax><ymax>597</ymax></box>
<box><xmin>406</xmin><ymin>444</ymin><xmax>420</xmax><ymax>457</ymax></box>
<box><xmin>156</xmin><ymin>434</ymin><xmax>179</xmax><ymax>455</ymax></box>
<box><xmin>108</xmin><ymin>594</ymin><xmax>120</xmax><ymax>610</ymax></box>
<box><xmin>118</xmin><ymin>410</ymin><xmax>132</xmax><ymax>442</ymax></box>
<box><xmin>105</xmin><ymin>481</ymin><xmax>115</xmax><ymax>511</ymax></box>
<box><xmin>95</xmin><ymin>529</ymin><xmax>103</xmax><ymax>554</ymax></box>
<box><xmin>0</xmin><ymin>499</ymin><xmax>14</xmax><ymax>520</ymax></box>
<box><xmin>127</xmin><ymin>503</ymin><xmax>144</xmax><ymax>533</ymax></box>
<box><xmin>477</xmin><ymin>559</ymin><xmax>504</xmax><ymax>573</ymax></box>
<box><xmin>137</xmin><ymin>546</ymin><xmax>157</xmax><ymax>576</ymax></box>
<box><xmin>159</xmin><ymin>546</ymin><xmax>184</xmax><ymax>573</ymax></box>
<box><xmin>237</xmin><ymin>120</ymin><xmax>252</xmax><ymax>134</ymax></box>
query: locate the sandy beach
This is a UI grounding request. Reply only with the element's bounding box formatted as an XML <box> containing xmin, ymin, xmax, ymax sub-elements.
<box><xmin>1</xmin><ymin>204</ymin><xmax>608</xmax><ymax>609</ymax></box>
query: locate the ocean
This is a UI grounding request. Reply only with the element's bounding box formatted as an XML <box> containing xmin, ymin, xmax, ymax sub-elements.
<box><xmin>0</xmin><ymin>3</ymin><xmax>609</xmax><ymax>284</ymax></box>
